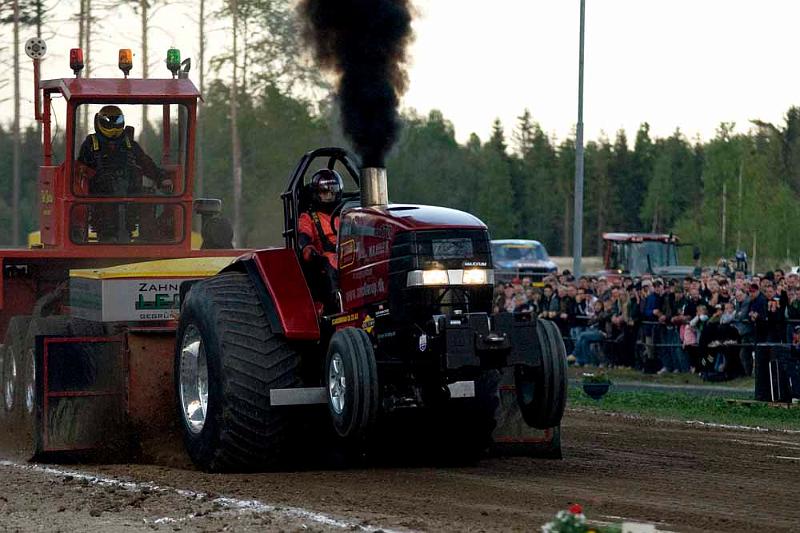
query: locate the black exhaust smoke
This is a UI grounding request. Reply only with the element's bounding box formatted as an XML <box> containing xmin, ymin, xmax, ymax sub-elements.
<box><xmin>298</xmin><ymin>0</ymin><xmax>414</xmax><ymax>167</ymax></box>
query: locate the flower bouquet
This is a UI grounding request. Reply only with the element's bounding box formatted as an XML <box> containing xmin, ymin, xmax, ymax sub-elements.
<box><xmin>541</xmin><ymin>504</ymin><xmax>621</xmax><ymax>533</ymax></box>
<box><xmin>581</xmin><ymin>371</ymin><xmax>611</xmax><ymax>400</ymax></box>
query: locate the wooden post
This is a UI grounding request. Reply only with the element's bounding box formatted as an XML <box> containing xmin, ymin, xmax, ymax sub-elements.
<box><xmin>230</xmin><ymin>0</ymin><xmax>243</xmax><ymax>246</ymax></box>
<box><xmin>721</xmin><ymin>181</ymin><xmax>727</xmax><ymax>256</ymax></box>
<box><xmin>12</xmin><ymin>0</ymin><xmax>20</xmax><ymax>245</ymax></box>
<box><xmin>141</xmin><ymin>0</ymin><xmax>149</xmax><ymax>142</ymax></box>
<box><xmin>196</xmin><ymin>0</ymin><xmax>206</xmax><ymax>199</ymax></box>
<box><xmin>736</xmin><ymin>161</ymin><xmax>742</xmax><ymax>250</ymax></box>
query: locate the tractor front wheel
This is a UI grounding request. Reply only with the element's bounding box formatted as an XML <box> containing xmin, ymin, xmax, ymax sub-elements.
<box><xmin>175</xmin><ymin>272</ymin><xmax>300</xmax><ymax>472</ymax></box>
<box><xmin>515</xmin><ymin>318</ymin><xmax>567</xmax><ymax>430</ymax></box>
<box><xmin>325</xmin><ymin>327</ymin><xmax>379</xmax><ymax>441</ymax></box>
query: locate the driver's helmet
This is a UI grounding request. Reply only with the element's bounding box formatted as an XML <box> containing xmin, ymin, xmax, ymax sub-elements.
<box><xmin>94</xmin><ymin>105</ymin><xmax>125</xmax><ymax>139</ymax></box>
<box><xmin>309</xmin><ymin>168</ymin><xmax>343</xmax><ymax>213</ymax></box>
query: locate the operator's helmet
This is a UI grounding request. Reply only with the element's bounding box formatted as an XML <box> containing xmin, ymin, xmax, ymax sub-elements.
<box><xmin>309</xmin><ymin>168</ymin><xmax>343</xmax><ymax>212</ymax></box>
<box><xmin>94</xmin><ymin>105</ymin><xmax>125</xmax><ymax>139</ymax></box>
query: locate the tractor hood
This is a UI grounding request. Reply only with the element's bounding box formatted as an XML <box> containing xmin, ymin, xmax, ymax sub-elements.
<box><xmin>495</xmin><ymin>259</ymin><xmax>557</xmax><ymax>271</ymax></box>
<box><xmin>651</xmin><ymin>265</ymin><xmax>698</xmax><ymax>279</ymax></box>
<box><xmin>364</xmin><ymin>204</ymin><xmax>487</xmax><ymax>231</ymax></box>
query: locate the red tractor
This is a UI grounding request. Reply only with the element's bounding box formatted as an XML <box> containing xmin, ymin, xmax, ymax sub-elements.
<box><xmin>597</xmin><ymin>232</ymin><xmax>697</xmax><ymax>281</ymax></box>
<box><xmin>0</xmin><ymin>40</ymin><xmax>242</xmax><ymax>459</ymax></box>
<box><xmin>174</xmin><ymin>148</ymin><xmax>568</xmax><ymax>470</ymax></box>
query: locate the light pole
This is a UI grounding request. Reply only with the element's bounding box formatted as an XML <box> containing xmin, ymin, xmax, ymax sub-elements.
<box><xmin>572</xmin><ymin>0</ymin><xmax>586</xmax><ymax>277</ymax></box>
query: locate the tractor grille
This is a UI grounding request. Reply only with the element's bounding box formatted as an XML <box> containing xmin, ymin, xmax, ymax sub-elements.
<box><xmin>388</xmin><ymin>229</ymin><xmax>493</xmax><ymax>320</ymax></box>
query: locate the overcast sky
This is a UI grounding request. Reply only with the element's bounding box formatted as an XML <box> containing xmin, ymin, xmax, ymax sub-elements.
<box><xmin>5</xmin><ymin>0</ymin><xmax>800</xmax><ymax>146</ymax></box>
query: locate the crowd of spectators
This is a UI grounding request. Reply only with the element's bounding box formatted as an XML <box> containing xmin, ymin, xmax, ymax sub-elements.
<box><xmin>492</xmin><ymin>267</ymin><xmax>800</xmax><ymax>380</ymax></box>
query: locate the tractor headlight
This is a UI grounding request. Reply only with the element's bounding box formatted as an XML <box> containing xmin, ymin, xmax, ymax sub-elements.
<box><xmin>406</xmin><ymin>269</ymin><xmax>493</xmax><ymax>287</ymax></box>
<box><xmin>422</xmin><ymin>269</ymin><xmax>449</xmax><ymax>285</ymax></box>
<box><xmin>463</xmin><ymin>268</ymin><xmax>491</xmax><ymax>285</ymax></box>
<box><xmin>407</xmin><ymin>269</ymin><xmax>448</xmax><ymax>287</ymax></box>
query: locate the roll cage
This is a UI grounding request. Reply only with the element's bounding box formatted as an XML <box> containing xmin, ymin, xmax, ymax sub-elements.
<box><xmin>281</xmin><ymin>147</ymin><xmax>362</xmax><ymax>254</ymax></box>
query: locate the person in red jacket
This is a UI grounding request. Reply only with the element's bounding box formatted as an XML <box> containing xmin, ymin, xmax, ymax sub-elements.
<box><xmin>299</xmin><ymin>169</ymin><xmax>343</xmax><ymax>311</ymax></box>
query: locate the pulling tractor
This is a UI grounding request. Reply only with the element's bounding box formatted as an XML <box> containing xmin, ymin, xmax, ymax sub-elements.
<box><xmin>0</xmin><ymin>39</ymin><xmax>567</xmax><ymax>468</ymax></box>
<box><xmin>174</xmin><ymin>149</ymin><xmax>568</xmax><ymax>470</ymax></box>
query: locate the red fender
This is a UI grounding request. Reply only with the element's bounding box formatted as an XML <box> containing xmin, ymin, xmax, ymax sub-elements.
<box><xmin>224</xmin><ymin>248</ymin><xmax>320</xmax><ymax>341</ymax></box>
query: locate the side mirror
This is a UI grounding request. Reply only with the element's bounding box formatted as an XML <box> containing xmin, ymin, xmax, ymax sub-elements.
<box><xmin>193</xmin><ymin>198</ymin><xmax>232</xmax><ymax>249</ymax></box>
<box><xmin>194</xmin><ymin>198</ymin><xmax>222</xmax><ymax>217</ymax></box>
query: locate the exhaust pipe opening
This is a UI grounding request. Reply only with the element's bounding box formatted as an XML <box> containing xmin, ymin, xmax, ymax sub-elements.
<box><xmin>361</xmin><ymin>167</ymin><xmax>388</xmax><ymax>207</ymax></box>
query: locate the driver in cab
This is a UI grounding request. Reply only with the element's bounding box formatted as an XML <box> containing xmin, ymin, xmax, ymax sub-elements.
<box><xmin>77</xmin><ymin>105</ymin><xmax>170</xmax><ymax>195</ymax></box>
<box><xmin>76</xmin><ymin>106</ymin><xmax>172</xmax><ymax>242</ymax></box>
<box><xmin>299</xmin><ymin>169</ymin><xmax>343</xmax><ymax>311</ymax></box>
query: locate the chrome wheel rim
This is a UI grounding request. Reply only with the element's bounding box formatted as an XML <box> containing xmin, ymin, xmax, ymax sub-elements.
<box><xmin>25</xmin><ymin>348</ymin><xmax>35</xmax><ymax>414</ymax></box>
<box><xmin>179</xmin><ymin>325</ymin><xmax>209</xmax><ymax>434</ymax></box>
<box><xmin>328</xmin><ymin>352</ymin><xmax>346</xmax><ymax>415</ymax></box>
<box><xmin>4</xmin><ymin>349</ymin><xmax>16</xmax><ymax>411</ymax></box>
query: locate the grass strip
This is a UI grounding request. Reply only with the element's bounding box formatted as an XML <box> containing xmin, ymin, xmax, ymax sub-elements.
<box><xmin>567</xmin><ymin>366</ymin><xmax>754</xmax><ymax>389</ymax></box>
<box><xmin>568</xmin><ymin>387</ymin><xmax>800</xmax><ymax>432</ymax></box>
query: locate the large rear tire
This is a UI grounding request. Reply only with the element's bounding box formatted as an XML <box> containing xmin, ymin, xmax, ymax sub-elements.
<box><xmin>515</xmin><ymin>319</ymin><xmax>567</xmax><ymax>430</ymax></box>
<box><xmin>325</xmin><ymin>327</ymin><xmax>378</xmax><ymax>440</ymax></box>
<box><xmin>175</xmin><ymin>271</ymin><xmax>300</xmax><ymax>472</ymax></box>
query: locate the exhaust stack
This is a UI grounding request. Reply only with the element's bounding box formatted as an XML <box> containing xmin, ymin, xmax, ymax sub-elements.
<box><xmin>361</xmin><ymin>167</ymin><xmax>388</xmax><ymax>207</ymax></box>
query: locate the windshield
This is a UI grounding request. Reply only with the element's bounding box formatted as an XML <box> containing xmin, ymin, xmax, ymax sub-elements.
<box><xmin>622</xmin><ymin>241</ymin><xmax>678</xmax><ymax>274</ymax></box>
<box><xmin>493</xmin><ymin>243</ymin><xmax>548</xmax><ymax>262</ymax></box>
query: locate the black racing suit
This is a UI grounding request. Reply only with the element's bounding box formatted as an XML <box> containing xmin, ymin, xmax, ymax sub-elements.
<box><xmin>77</xmin><ymin>133</ymin><xmax>165</xmax><ymax>242</ymax></box>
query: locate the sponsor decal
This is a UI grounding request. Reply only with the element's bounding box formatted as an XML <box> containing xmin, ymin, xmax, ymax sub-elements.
<box><xmin>71</xmin><ymin>277</ymin><xmax>192</xmax><ymax>322</ymax></box>
<box><xmin>331</xmin><ymin>312</ymin><xmax>359</xmax><ymax>326</ymax></box>
<box><xmin>375</xmin><ymin>224</ymin><xmax>393</xmax><ymax>239</ymax></box>
<box><xmin>351</xmin><ymin>267</ymin><xmax>374</xmax><ymax>281</ymax></box>
<box><xmin>375</xmin><ymin>308</ymin><xmax>390</xmax><ymax>318</ymax></box>
<box><xmin>377</xmin><ymin>331</ymin><xmax>396</xmax><ymax>340</ymax></box>
<box><xmin>418</xmin><ymin>334</ymin><xmax>428</xmax><ymax>352</ymax></box>
<box><xmin>357</xmin><ymin>241</ymin><xmax>388</xmax><ymax>260</ymax></box>
<box><xmin>361</xmin><ymin>314</ymin><xmax>375</xmax><ymax>334</ymax></box>
<box><xmin>135</xmin><ymin>282</ymin><xmax>181</xmax><ymax>311</ymax></box>
<box><xmin>345</xmin><ymin>278</ymin><xmax>386</xmax><ymax>303</ymax></box>
<box><xmin>463</xmin><ymin>261</ymin><xmax>488</xmax><ymax>267</ymax></box>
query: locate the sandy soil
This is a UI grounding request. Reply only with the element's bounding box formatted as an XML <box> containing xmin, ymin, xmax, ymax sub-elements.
<box><xmin>1</xmin><ymin>409</ymin><xmax>798</xmax><ymax>532</ymax></box>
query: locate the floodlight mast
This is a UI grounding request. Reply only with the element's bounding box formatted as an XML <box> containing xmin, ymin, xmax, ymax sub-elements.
<box><xmin>572</xmin><ymin>0</ymin><xmax>586</xmax><ymax>278</ymax></box>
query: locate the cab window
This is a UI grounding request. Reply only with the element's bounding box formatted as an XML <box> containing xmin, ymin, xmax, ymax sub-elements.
<box><xmin>72</xmin><ymin>103</ymin><xmax>188</xmax><ymax>198</ymax></box>
<box><xmin>69</xmin><ymin>202</ymin><xmax>185</xmax><ymax>245</ymax></box>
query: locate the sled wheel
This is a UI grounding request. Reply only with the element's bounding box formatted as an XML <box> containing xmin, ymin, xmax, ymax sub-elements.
<box><xmin>0</xmin><ymin>345</ymin><xmax>7</xmax><ymax>418</ymax></box>
<box><xmin>515</xmin><ymin>319</ymin><xmax>567</xmax><ymax>430</ymax></box>
<box><xmin>18</xmin><ymin>317</ymin><xmax>72</xmax><ymax>457</ymax></box>
<box><xmin>2</xmin><ymin>316</ymin><xmax>32</xmax><ymax>417</ymax></box>
<box><xmin>175</xmin><ymin>271</ymin><xmax>300</xmax><ymax>472</ymax></box>
<box><xmin>325</xmin><ymin>327</ymin><xmax>379</xmax><ymax>440</ymax></box>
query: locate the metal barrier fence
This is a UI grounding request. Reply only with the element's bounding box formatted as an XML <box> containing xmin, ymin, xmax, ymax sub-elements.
<box><xmin>538</xmin><ymin>316</ymin><xmax>800</xmax><ymax>374</ymax></box>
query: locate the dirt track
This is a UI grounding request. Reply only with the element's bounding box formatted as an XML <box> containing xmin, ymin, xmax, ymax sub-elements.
<box><xmin>1</xmin><ymin>409</ymin><xmax>798</xmax><ymax>532</ymax></box>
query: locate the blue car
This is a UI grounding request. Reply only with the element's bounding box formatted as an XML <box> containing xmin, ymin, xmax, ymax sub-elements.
<box><xmin>491</xmin><ymin>239</ymin><xmax>558</xmax><ymax>286</ymax></box>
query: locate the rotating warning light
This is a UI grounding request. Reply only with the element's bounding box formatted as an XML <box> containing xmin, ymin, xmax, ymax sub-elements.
<box><xmin>118</xmin><ymin>49</ymin><xmax>133</xmax><ymax>77</ymax></box>
<box><xmin>69</xmin><ymin>48</ymin><xmax>84</xmax><ymax>77</ymax></box>
<box><xmin>166</xmin><ymin>48</ymin><xmax>181</xmax><ymax>77</ymax></box>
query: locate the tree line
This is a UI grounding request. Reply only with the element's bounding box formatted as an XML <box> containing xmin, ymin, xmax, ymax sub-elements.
<box><xmin>2</xmin><ymin>0</ymin><xmax>800</xmax><ymax>268</ymax></box>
